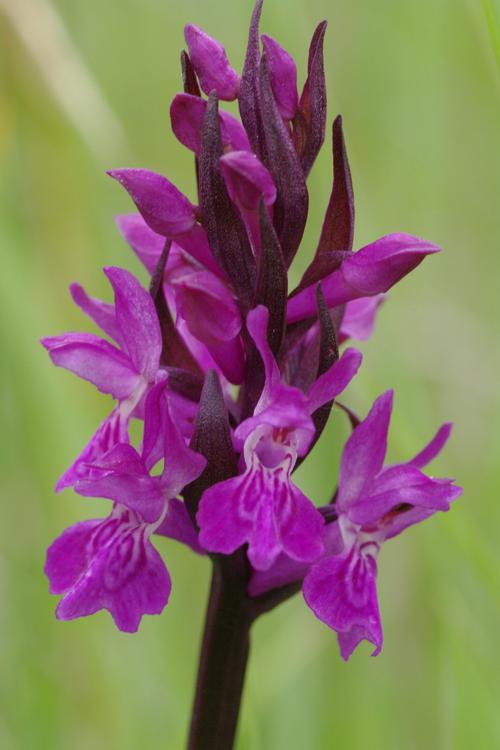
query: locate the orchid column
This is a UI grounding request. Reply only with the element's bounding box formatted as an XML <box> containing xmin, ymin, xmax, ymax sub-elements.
<box><xmin>41</xmin><ymin>2</ymin><xmax>462</xmax><ymax>749</ymax></box>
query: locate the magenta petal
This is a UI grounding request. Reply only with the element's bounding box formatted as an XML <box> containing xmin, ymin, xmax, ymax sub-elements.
<box><xmin>115</xmin><ymin>213</ymin><xmax>165</xmax><ymax>274</ymax></box>
<box><xmin>287</xmin><ymin>267</ymin><xmax>351</xmax><ymax>323</ymax></box>
<box><xmin>159</xmin><ymin>398</ymin><xmax>207</xmax><ymax>499</ymax></box>
<box><xmin>261</xmin><ymin>34</ymin><xmax>299</xmax><ymax>120</ymax></box>
<box><xmin>248</xmin><ymin>489</ymin><xmax>283</xmax><ymax>570</ymax></box>
<box><xmin>184</xmin><ymin>24</ymin><xmax>240</xmax><ymax>101</ymax></box>
<box><xmin>235</xmin><ymin>383</ymin><xmax>314</xmax><ymax>453</ymax></box>
<box><xmin>249</xmin><ymin>555</ymin><xmax>310</xmax><ymax>597</ymax></box>
<box><xmin>197</xmin><ymin>450</ymin><xmax>324</xmax><ymax>571</ymax></box>
<box><xmin>108</xmin><ymin>169</ymin><xmax>196</xmax><ymax>237</ymax></box>
<box><xmin>170</xmin><ymin>94</ymin><xmax>251</xmax><ymax>155</ymax></box>
<box><xmin>196</xmin><ymin>474</ymin><xmax>252</xmax><ymax>556</ymax></box>
<box><xmin>46</xmin><ymin>507</ymin><xmax>171</xmax><ymax>632</ymax></box>
<box><xmin>41</xmin><ymin>333</ymin><xmax>141</xmax><ymax>399</ymax></box>
<box><xmin>45</xmin><ymin>518</ymin><xmax>102</xmax><ymax>594</ymax></box>
<box><xmin>56</xmin><ymin>408</ymin><xmax>129</xmax><ymax>492</ymax></box>
<box><xmin>341</xmin><ymin>233</ymin><xmax>440</xmax><ymax>295</ymax></box>
<box><xmin>279</xmin><ymin>483</ymin><xmax>325</xmax><ymax>564</ymax></box>
<box><xmin>337</xmin><ymin>391</ymin><xmax>393</xmax><ymax>512</ymax></box>
<box><xmin>408</xmin><ymin>422</ymin><xmax>453</xmax><ymax>469</ymax></box>
<box><xmin>171</xmin><ymin>266</ymin><xmax>242</xmax><ymax>343</ymax></box>
<box><xmin>142</xmin><ymin>379</ymin><xmax>169</xmax><ymax>470</ymax></box>
<box><xmin>69</xmin><ymin>283</ymin><xmax>122</xmax><ymax>346</ymax></box>
<box><xmin>168</xmin><ymin>259</ymin><xmax>245</xmax><ymax>382</ymax></box>
<box><xmin>104</xmin><ymin>266</ymin><xmax>161</xmax><ymax>382</ymax></box>
<box><xmin>174</xmin><ymin>224</ymin><xmax>222</xmax><ymax>276</ymax></box>
<box><xmin>204</xmin><ymin>337</ymin><xmax>245</xmax><ymax>386</ymax></box>
<box><xmin>287</xmin><ymin>234</ymin><xmax>440</xmax><ymax>324</ymax></box>
<box><xmin>220</xmin><ymin>151</ymin><xmax>276</xmax><ymax>210</ymax></box>
<box><xmin>303</xmin><ymin>546</ymin><xmax>383</xmax><ymax>660</ymax></box>
<box><xmin>339</xmin><ymin>295</ymin><xmax>386</xmax><ymax>343</ymax></box>
<box><xmin>75</xmin><ymin>443</ymin><xmax>164</xmax><ymax>523</ymax></box>
<box><xmin>349</xmin><ymin>466</ymin><xmax>460</xmax><ymax>525</ymax></box>
<box><xmin>382</xmin><ymin>505</ymin><xmax>439</xmax><ymax>541</ymax></box>
<box><xmin>249</xmin><ymin>522</ymin><xmax>343</xmax><ymax>597</ymax></box>
<box><xmin>307</xmin><ymin>347</ymin><xmax>362</xmax><ymax>413</ymax></box>
<box><xmin>245</xmin><ymin>305</ymin><xmax>282</xmax><ymax>405</ymax></box>
<box><xmin>155</xmin><ymin>497</ymin><xmax>205</xmax><ymax>555</ymax></box>
<box><xmin>239</xmin><ymin>305</ymin><xmax>314</xmax><ymax>451</ymax></box>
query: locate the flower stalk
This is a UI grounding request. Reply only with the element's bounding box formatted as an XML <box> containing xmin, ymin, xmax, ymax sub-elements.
<box><xmin>187</xmin><ymin>555</ymin><xmax>251</xmax><ymax>750</ymax></box>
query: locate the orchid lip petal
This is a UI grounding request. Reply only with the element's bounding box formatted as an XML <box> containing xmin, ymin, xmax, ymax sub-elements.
<box><xmin>197</xmin><ymin>431</ymin><xmax>324</xmax><ymax>570</ymax></box>
<box><xmin>303</xmin><ymin>545</ymin><xmax>383</xmax><ymax>660</ymax></box>
<box><xmin>45</xmin><ymin>506</ymin><xmax>171</xmax><ymax>632</ymax></box>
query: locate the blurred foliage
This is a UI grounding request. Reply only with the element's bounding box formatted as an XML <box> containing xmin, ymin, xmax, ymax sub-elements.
<box><xmin>1</xmin><ymin>0</ymin><xmax>499</xmax><ymax>748</ymax></box>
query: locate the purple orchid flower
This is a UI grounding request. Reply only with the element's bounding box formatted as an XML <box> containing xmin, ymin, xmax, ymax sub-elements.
<box><xmin>287</xmin><ymin>234</ymin><xmax>440</xmax><ymax>324</ymax></box>
<box><xmin>197</xmin><ymin>305</ymin><xmax>362</xmax><ymax>570</ymax></box>
<box><xmin>184</xmin><ymin>24</ymin><xmax>240</xmax><ymax>101</ymax></box>
<box><xmin>41</xmin><ymin>266</ymin><xmax>162</xmax><ymax>490</ymax></box>
<box><xmin>45</xmin><ymin>385</ymin><xmax>206</xmax><ymax>632</ymax></box>
<box><xmin>302</xmin><ymin>390</ymin><xmax>462</xmax><ymax>659</ymax></box>
<box><xmin>116</xmin><ymin>213</ymin><xmax>245</xmax><ymax>384</ymax></box>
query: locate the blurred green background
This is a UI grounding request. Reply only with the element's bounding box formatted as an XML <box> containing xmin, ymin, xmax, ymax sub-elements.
<box><xmin>1</xmin><ymin>0</ymin><xmax>499</xmax><ymax>747</ymax></box>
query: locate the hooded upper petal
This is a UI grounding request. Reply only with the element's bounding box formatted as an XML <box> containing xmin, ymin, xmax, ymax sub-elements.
<box><xmin>108</xmin><ymin>169</ymin><xmax>196</xmax><ymax>237</ymax></box>
<box><xmin>170</xmin><ymin>93</ymin><xmax>251</xmax><ymax>155</ymax></box>
<box><xmin>287</xmin><ymin>234</ymin><xmax>440</xmax><ymax>323</ymax></box>
<box><xmin>220</xmin><ymin>151</ymin><xmax>276</xmax><ymax>211</ymax></box>
<box><xmin>341</xmin><ymin>234</ymin><xmax>440</xmax><ymax>295</ymax></box>
<box><xmin>184</xmin><ymin>24</ymin><xmax>240</xmax><ymax>100</ymax></box>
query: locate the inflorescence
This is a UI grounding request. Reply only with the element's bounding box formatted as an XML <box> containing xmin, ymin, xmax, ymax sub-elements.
<box><xmin>41</xmin><ymin>1</ymin><xmax>462</xmax><ymax>660</ymax></box>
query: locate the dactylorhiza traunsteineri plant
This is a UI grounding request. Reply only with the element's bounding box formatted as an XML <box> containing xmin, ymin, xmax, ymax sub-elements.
<box><xmin>42</xmin><ymin>3</ymin><xmax>462</xmax><ymax>748</ymax></box>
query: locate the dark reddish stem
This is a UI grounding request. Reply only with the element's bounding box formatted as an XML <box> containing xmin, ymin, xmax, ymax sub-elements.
<box><xmin>186</xmin><ymin>508</ymin><xmax>337</xmax><ymax>749</ymax></box>
<box><xmin>187</xmin><ymin>555</ymin><xmax>252</xmax><ymax>750</ymax></box>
